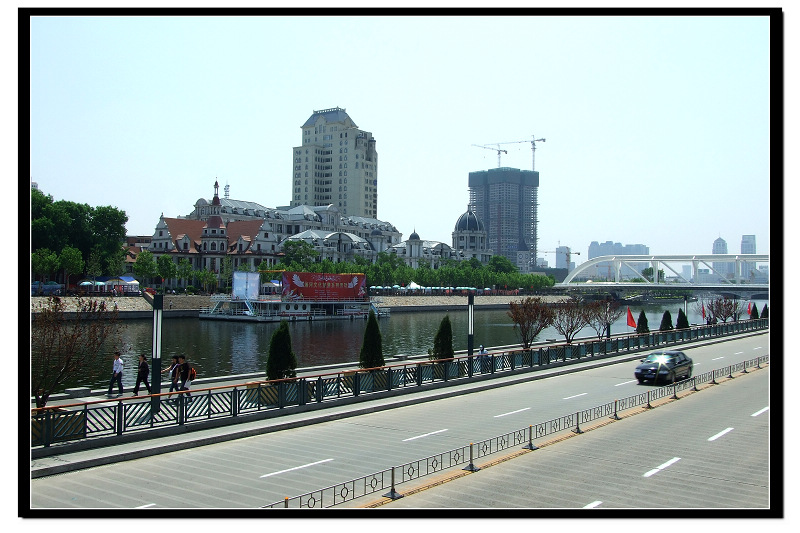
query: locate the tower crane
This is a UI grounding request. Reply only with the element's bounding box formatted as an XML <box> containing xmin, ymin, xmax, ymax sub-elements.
<box><xmin>472</xmin><ymin>144</ymin><xmax>507</xmax><ymax>168</ymax></box>
<box><xmin>540</xmin><ymin>248</ymin><xmax>580</xmax><ymax>269</ymax></box>
<box><xmin>496</xmin><ymin>135</ymin><xmax>546</xmax><ymax>171</ymax></box>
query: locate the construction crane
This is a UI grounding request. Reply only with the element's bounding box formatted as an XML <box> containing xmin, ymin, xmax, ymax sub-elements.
<box><xmin>472</xmin><ymin>144</ymin><xmax>507</xmax><ymax>168</ymax></box>
<box><xmin>540</xmin><ymin>248</ymin><xmax>580</xmax><ymax>270</ymax></box>
<box><xmin>497</xmin><ymin>135</ymin><xmax>546</xmax><ymax>171</ymax></box>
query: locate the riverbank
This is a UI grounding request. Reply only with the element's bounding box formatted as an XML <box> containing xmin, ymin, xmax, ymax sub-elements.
<box><xmin>31</xmin><ymin>294</ymin><xmax>567</xmax><ymax>314</ymax></box>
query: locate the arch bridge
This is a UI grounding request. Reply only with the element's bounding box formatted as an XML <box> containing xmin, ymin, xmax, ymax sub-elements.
<box><xmin>558</xmin><ymin>254</ymin><xmax>769</xmax><ymax>300</ymax></box>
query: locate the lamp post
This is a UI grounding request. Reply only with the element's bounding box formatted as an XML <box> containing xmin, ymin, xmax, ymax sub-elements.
<box><xmin>467</xmin><ymin>291</ymin><xmax>475</xmax><ymax>356</ymax></box>
<box><xmin>151</xmin><ymin>294</ymin><xmax>163</xmax><ymax>413</ymax></box>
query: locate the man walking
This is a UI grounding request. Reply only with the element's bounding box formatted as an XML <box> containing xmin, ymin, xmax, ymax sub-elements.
<box><xmin>106</xmin><ymin>351</ymin><xmax>124</xmax><ymax>397</ymax></box>
<box><xmin>133</xmin><ymin>354</ymin><xmax>151</xmax><ymax>396</ymax></box>
<box><xmin>178</xmin><ymin>355</ymin><xmax>192</xmax><ymax>403</ymax></box>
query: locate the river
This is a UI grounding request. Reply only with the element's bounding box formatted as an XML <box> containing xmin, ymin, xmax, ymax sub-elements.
<box><xmin>35</xmin><ymin>300</ymin><xmax>769</xmax><ymax>392</ymax></box>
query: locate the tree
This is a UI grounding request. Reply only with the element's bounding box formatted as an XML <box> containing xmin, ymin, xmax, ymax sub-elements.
<box><xmin>280</xmin><ymin>240</ymin><xmax>319</xmax><ymax>270</ymax></box>
<box><xmin>31</xmin><ymin>296</ymin><xmax>124</xmax><ymax>408</ymax></box>
<box><xmin>507</xmin><ymin>297</ymin><xmax>554</xmax><ymax>349</ymax></box>
<box><xmin>196</xmin><ymin>268</ymin><xmax>218</xmax><ymax>293</ymax></box>
<box><xmin>552</xmin><ymin>297</ymin><xmax>591</xmax><ymax>344</ymax></box>
<box><xmin>31</xmin><ymin>248</ymin><xmax>60</xmax><ymax>285</ymax></box>
<box><xmin>59</xmin><ymin>246</ymin><xmax>84</xmax><ymax>287</ymax></box>
<box><xmin>585</xmin><ymin>300</ymin><xmax>625</xmax><ymax>342</ymax></box>
<box><xmin>430</xmin><ymin>315</ymin><xmax>454</xmax><ymax>360</ymax></box>
<box><xmin>156</xmin><ymin>254</ymin><xmax>178</xmax><ymax>290</ymax></box>
<box><xmin>761</xmin><ymin>304</ymin><xmax>769</xmax><ymax>319</ymax></box>
<box><xmin>675</xmin><ymin>308</ymin><xmax>690</xmax><ymax>329</ymax></box>
<box><xmin>266</xmin><ymin>320</ymin><xmax>297</xmax><ymax>380</ymax></box>
<box><xmin>105</xmin><ymin>248</ymin><xmax>126</xmax><ymax>277</ymax></box>
<box><xmin>220</xmin><ymin>256</ymin><xmax>234</xmax><ymax>291</ymax></box>
<box><xmin>359</xmin><ymin>309</ymin><xmax>384</xmax><ymax>369</ymax></box>
<box><xmin>659</xmin><ymin>310</ymin><xmax>674</xmax><ymax>331</ymax></box>
<box><xmin>641</xmin><ymin>267</ymin><xmax>665</xmax><ymax>282</ymax></box>
<box><xmin>132</xmin><ymin>249</ymin><xmax>157</xmax><ymax>285</ymax></box>
<box><xmin>636</xmin><ymin>310</ymin><xmax>650</xmax><ymax>333</ymax></box>
<box><xmin>90</xmin><ymin>205</ymin><xmax>128</xmax><ymax>268</ymax></box>
<box><xmin>176</xmin><ymin>258</ymin><xmax>194</xmax><ymax>288</ymax></box>
<box><xmin>750</xmin><ymin>304</ymin><xmax>760</xmax><ymax>320</ymax></box>
<box><xmin>86</xmin><ymin>248</ymin><xmax>104</xmax><ymax>281</ymax></box>
<box><xmin>487</xmin><ymin>255</ymin><xmax>517</xmax><ymax>274</ymax></box>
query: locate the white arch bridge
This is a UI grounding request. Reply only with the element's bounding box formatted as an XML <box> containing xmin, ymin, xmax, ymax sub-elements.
<box><xmin>558</xmin><ymin>254</ymin><xmax>769</xmax><ymax>298</ymax></box>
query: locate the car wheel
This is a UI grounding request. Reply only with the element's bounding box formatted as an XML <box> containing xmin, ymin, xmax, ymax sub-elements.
<box><xmin>637</xmin><ymin>378</ymin><xmax>644</xmax><ymax>384</ymax></box>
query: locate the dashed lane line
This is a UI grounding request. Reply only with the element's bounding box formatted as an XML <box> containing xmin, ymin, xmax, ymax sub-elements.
<box><xmin>260</xmin><ymin>458</ymin><xmax>334</xmax><ymax>478</ymax></box>
<box><xmin>708</xmin><ymin>427</ymin><xmax>734</xmax><ymax>441</ymax></box>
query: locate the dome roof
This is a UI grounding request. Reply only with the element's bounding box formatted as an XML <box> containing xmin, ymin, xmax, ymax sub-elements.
<box><xmin>409</xmin><ymin>231</ymin><xmax>420</xmax><ymax>241</ymax></box>
<box><xmin>370</xmin><ymin>228</ymin><xmax>383</xmax><ymax>236</ymax></box>
<box><xmin>454</xmin><ymin>209</ymin><xmax>485</xmax><ymax>232</ymax></box>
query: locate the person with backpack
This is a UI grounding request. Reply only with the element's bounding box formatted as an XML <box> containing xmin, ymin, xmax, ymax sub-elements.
<box><xmin>132</xmin><ymin>354</ymin><xmax>151</xmax><ymax>396</ymax></box>
<box><xmin>178</xmin><ymin>355</ymin><xmax>194</xmax><ymax>403</ymax></box>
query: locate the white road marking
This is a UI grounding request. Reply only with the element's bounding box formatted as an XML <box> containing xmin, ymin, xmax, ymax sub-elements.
<box><xmin>734</xmin><ymin>352</ymin><xmax>743</xmax><ymax>355</ymax></box>
<box><xmin>584</xmin><ymin>500</ymin><xmax>603</xmax><ymax>508</ymax></box>
<box><xmin>753</xmin><ymin>347</ymin><xmax>763</xmax><ymax>350</ymax></box>
<box><xmin>615</xmin><ymin>380</ymin><xmax>637</xmax><ymax>387</ymax></box>
<box><xmin>136</xmin><ymin>503</ymin><xmax>157</xmax><ymax>509</ymax></box>
<box><xmin>260</xmin><ymin>458</ymin><xmax>334</xmax><ymax>478</ymax></box>
<box><xmin>752</xmin><ymin>406</ymin><xmax>769</xmax><ymax>417</ymax></box>
<box><xmin>563</xmin><ymin>393</ymin><xmax>588</xmax><ymax>400</ymax></box>
<box><xmin>712</xmin><ymin>357</ymin><xmax>725</xmax><ymax>360</ymax></box>
<box><xmin>708</xmin><ymin>427</ymin><xmax>734</xmax><ymax>441</ymax></box>
<box><xmin>494</xmin><ymin>407</ymin><xmax>531</xmax><ymax>418</ymax></box>
<box><xmin>643</xmin><ymin>457</ymin><xmax>681</xmax><ymax>477</ymax></box>
<box><xmin>403</xmin><ymin>429</ymin><xmax>448</xmax><ymax>442</ymax></box>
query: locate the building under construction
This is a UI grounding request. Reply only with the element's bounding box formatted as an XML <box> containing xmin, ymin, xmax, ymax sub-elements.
<box><xmin>468</xmin><ymin>167</ymin><xmax>539</xmax><ymax>273</ymax></box>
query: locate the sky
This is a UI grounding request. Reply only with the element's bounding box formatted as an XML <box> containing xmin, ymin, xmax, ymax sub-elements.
<box><xmin>26</xmin><ymin>9</ymin><xmax>776</xmax><ymax>265</ymax></box>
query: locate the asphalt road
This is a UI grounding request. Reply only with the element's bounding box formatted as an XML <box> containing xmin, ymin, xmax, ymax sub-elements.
<box><xmin>29</xmin><ymin>333</ymin><xmax>770</xmax><ymax>509</ymax></box>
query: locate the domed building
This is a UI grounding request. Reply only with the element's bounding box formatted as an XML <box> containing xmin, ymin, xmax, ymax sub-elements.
<box><xmin>452</xmin><ymin>206</ymin><xmax>492</xmax><ymax>264</ymax></box>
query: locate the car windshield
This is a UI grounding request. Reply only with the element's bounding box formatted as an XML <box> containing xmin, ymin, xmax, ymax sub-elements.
<box><xmin>643</xmin><ymin>353</ymin><xmax>674</xmax><ymax>364</ymax></box>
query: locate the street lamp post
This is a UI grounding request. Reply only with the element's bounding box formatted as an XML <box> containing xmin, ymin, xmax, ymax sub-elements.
<box><xmin>151</xmin><ymin>294</ymin><xmax>163</xmax><ymax>413</ymax></box>
<box><xmin>467</xmin><ymin>291</ymin><xmax>475</xmax><ymax>356</ymax></box>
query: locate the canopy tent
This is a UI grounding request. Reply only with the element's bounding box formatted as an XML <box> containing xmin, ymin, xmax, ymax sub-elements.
<box><xmin>105</xmin><ymin>277</ymin><xmax>139</xmax><ymax>286</ymax></box>
<box><xmin>406</xmin><ymin>281</ymin><xmax>423</xmax><ymax>290</ymax></box>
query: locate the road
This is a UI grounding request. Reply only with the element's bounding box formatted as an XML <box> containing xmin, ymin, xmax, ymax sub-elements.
<box><xmin>30</xmin><ymin>333</ymin><xmax>770</xmax><ymax>509</ymax></box>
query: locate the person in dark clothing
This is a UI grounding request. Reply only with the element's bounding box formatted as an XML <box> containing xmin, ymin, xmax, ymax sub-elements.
<box><xmin>133</xmin><ymin>354</ymin><xmax>151</xmax><ymax>396</ymax></box>
<box><xmin>178</xmin><ymin>355</ymin><xmax>192</xmax><ymax>402</ymax></box>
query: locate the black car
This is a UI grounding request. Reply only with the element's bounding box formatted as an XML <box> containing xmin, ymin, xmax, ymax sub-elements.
<box><xmin>634</xmin><ymin>350</ymin><xmax>693</xmax><ymax>384</ymax></box>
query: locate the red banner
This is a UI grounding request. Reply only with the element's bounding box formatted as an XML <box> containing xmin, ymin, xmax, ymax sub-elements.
<box><xmin>627</xmin><ymin>307</ymin><xmax>637</xmax><ymax>328</ymax></box>
<box><xmin>282</xmin><ymin>272</ymin><xmax>367</xmax><ymax>301</ymax></box>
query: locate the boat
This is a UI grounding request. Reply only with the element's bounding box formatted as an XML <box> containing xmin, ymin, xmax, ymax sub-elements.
<box><xmin>199</xmin><ymin>271</ymin><xmax>389</xmax><ymax>322</ymax></box>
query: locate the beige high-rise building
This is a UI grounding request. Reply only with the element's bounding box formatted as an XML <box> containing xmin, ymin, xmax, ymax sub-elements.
<box><xmin>292</xmin><ymin>107</ymin><xmax>378</xmax><ymax>218</ymax></box>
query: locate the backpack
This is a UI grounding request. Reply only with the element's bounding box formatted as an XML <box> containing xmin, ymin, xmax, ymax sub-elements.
<box><xmin>188</xmin><ymin>366</ymin><xmax>197</xmax><ymax>381</ymax></box>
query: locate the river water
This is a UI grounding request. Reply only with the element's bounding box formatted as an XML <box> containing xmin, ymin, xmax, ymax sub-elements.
<box><xmin>38</xmin><ymin>300</ymin><xmax>769</xmax><ymax>392</ymax></box>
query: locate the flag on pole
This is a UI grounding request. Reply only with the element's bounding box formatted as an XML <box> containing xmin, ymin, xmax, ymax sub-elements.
<box><xmin>747</xmin><ymin>302</ymin><xmax>752</xmax><ymax>314</ymax></box>
<box><xmin>702</xmin><ymin>304</ymin><xmax>706</xmax><ymax>320</ymax></box>
<box><xmin>627</xmin><ymin>307</ymin><xmax>637</xmax><ymax>328</ymax></box>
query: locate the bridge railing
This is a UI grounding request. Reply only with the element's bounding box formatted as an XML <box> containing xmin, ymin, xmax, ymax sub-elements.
<box><xmin>261</xmin><ymin>353</ymin><xmax>770</xmax><ymax>508</ymax></box>
<box><xmin>30</xmin><ymin>318</ymin><xmax>769</xmax><ymax>449</ymax></box>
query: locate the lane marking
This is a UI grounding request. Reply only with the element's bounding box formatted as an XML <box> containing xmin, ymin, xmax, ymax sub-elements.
<box><xmin>753</xmin><ymin>347</ymin><xmax>763</xmax><ymax>350</ymax></box>
<box><xmin>494</xmin><ymin>407</ymin><xmax>531</xmax><ymax>418</ymax></box>
<box><xmin>260</xmin><ymin>458</ymin><xmax>334</xmax><ymax>478</ymax></box>
<box><xmin>708</xmin><ymin>427</ymin><xmax>734</xmax><ymax>441</ymax></box>
<box><xmin>584</xmin><ymin>501</ymin><xmax>603</xmax><ymax>508</ymax></box>
<box><xmin>752</xmin><ymin>406</ymin><xmax>769</xmax><ymax>417</ymax></box>
<box><xmin>734</xmin><ymin>351</ymin><xmax>743</xmax><ymax>355</ymax></box>
<box><xmin>712</xmin><ymin>357</ymin><xmax>725</xmax><ymax>361</ymax></box>
<box><xmin>403</xmin><ymin>429</ymin><xmax>448</xmax><ymax>442</ymax></box>
<box><xmin>563</xmin><ymin>393</ymin><xmax>588</xmax><ymax>400</ymax></box>
<box><xmin>615</xmin><ymin>380</ymin><xmax>637</xmax><ymax>387</ymax></box>
<box><xmin>643</xmin><ymin>457</ymin><xmax>680</xmax><ymax>477</ymax></box>
<box><xmin>136</xmin><ymin>503</ymin><xmax>157</xmax><ymax>509</ymax></box>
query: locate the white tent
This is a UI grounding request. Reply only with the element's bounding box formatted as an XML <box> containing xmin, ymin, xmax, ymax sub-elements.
<box><xmin>407</xmin><ymin>281</ymin><xmax>423</xmax><ymax>290</ymax></box>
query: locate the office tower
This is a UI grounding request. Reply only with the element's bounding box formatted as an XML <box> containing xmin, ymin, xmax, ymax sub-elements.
<box><xmin>468</xmin><ymin>167</ymin><xmax>539</xmax><ymax>272</ymax></box>
<box><xmin>712</xmin><ymin>237</ymin><xmax>733</xmax><ymax>279</ymax></box>
<box><xmin>741</xmin><ymin>235</ymin><xmax>756</xmax><ymax>254</ymax></box>
<box><xmin>292</xmin><ymin>107</ymin><xmax>378</xmax><ymax>218</ymax></box>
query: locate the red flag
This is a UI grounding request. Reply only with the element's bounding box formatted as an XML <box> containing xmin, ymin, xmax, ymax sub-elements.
<box><xmin>627</xmin><ymin>307</ymin><xmax>636</xmax><ymax>328</ymax></box>
<box><xmin>702</xmin><ymin>304</ymin><xmax>706</xmax><ymax>320</ymax></box>
<box><xmin>747</xmin><ymin>302</ymin><xmax>752</xmax><ymax>314</ymax></box>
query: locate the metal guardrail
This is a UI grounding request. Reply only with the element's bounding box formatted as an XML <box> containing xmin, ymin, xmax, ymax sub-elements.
<box><xmin>30</xmin><ymin>319</ymin><xmax>769</xmax><ymax>448</ymax></box>
<box><xmin>262</xmin><ymin>353</ymin><xmax>770</xmax><ymax>508</ymax></box>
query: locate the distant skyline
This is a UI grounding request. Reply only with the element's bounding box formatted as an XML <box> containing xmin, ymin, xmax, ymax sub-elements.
<box><xmin>27</xmin><ymin>12</ymin><xmax>774</xmax><ymax>264</ymax></box>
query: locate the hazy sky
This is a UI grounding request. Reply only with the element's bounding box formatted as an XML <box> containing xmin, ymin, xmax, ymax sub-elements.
<box><xmin>28</xmin><ymin>12</ymin><xmax>774</xmax><ymax>263</ymax></box>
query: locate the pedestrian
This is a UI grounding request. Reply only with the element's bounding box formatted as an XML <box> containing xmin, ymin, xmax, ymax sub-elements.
<box><xmin>162</xmin><ymin>356</ymin><xmax>180</xmax><ymax>399</ymax></box>
<box><xmin>477</xmin><ymin>344</ymin><xmax>490</xmax><ymax>373</ymax></box>
<box><xmin>106</xmin><ymin>351</ymin><xmax>124</xmax><ymax>397</ymax></box>
<box><xmin>178</xmin><ymin>355</ymin><xmax>192</xmax><ymax>402</ymax></box>
<box><xmin>133</xmin><ymin>354</ymin><xmax>151</xmax><ymax>396</ymax></box>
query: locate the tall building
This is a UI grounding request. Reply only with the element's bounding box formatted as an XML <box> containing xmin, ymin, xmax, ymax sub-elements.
<box><xmin>712</xmin><ymin>237</ymin><xmax>733</xmax><ymax>279</ymax></box>
<box><xmin>468</xmin><ymin>167</ymin><xmax>539</xmax><ymax>272</ymax></box>
<box><xmin>587</xmin><ymin>240</ymin><xmax>649</xmax><ymax>279</ymax></box>
<box><xmin>292</xmin><ymin>107</ymin><xmax>378</xmax><ymax>218</ymax></box>
<box><xmin>741</xmin><ymin>235</ymin><xmax>757</xmax><ymax>280</ymax></box>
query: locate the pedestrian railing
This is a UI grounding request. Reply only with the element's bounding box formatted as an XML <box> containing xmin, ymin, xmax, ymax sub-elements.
<box><xmin>261</xmin><ymin>353</ymin><xmax>770</xmax><ymax>508</ymax></box>
<box><xmin>30</xmin><ymin>319</ymin><xmax>769</xmax><ymax>449</ymax></box>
